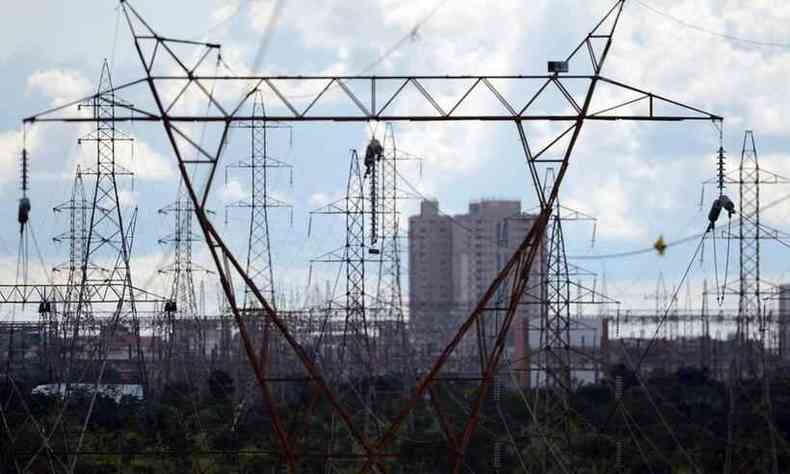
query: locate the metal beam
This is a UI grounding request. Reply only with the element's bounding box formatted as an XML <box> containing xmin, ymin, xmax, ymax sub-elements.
<box><xmin>0</xmin><ymin>284</ymin><xmax>166</xmax><ymax>305</ymax></box>
<box><xmin>24</xmin><ymin>75</ymin><xmax>722</xmax><ymax>124</ymax></box>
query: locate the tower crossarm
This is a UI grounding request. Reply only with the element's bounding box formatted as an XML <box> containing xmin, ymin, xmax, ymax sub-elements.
<box><xmin>24</xmin><ymin>75</ymin><xmax>722</xmax><ymax>125</ymax></box>
<box><xmin>0</xmin><ymin>283</ymin><xmax>167</xmax><ymax>305</ymax></box>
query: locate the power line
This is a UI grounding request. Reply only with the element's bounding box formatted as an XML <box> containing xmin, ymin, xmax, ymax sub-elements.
<box><xmin>569</xmin><ymin>193</ymin><xmax>790</xmax><ymax>260</ymax></box>
<box><xmin>250</xmin><ymin>0</ymin><xmax>289</xmax><ymax>75</ymax></box>
<box><xmin>358</xmin><ymin>0</ymin><xmax>453</xmax><ymax>74</ymax></box>
<box><xmin>218</xmin><ymin>0</ymin><xmax>451</xmax><ymax>100</ymax></box>
<box><xmin>187</xmin><ymin>0</ymin><xmax>247</xmax><ymax>42</ymax></box>
<box><xmin>634</xmin><ymin>0</ymin><xmax>790</xmax><ymax>49</ymax></box>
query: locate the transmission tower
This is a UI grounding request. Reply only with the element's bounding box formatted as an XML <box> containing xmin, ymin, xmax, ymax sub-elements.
<box><xmin>51</xmin><ymin>167</ymin><xmax>91</xmax><ymax>378</ymax></box>
<box><xmin>224</xmin><ymin>90</ymin><xmax>294</xmax><ymax>430</ymax></box>
<box><xmin>704</xmin><ymin>130</ymin><xmax>790</xmax><ymax>373</ymax></box>
<box><xmin>226</xmin><ymin>90</ymin><xmax>293</xmax><ymax>312</ymax></box>
<box><xmin>309</xmin><ymin>150</ymin><xmax>381</xmax><ymax>469</ymax></box>
<box><xmin>370</xmin><ymin>124</ymin><xmax>419</xmax><ymax>377</ymax></box>
<box><xmin>157</xmin><ymin>184</ymin><xmax>213</xmax><ymax>383</ymax></box>
<box><xmin>721</xmin><ymin>131</ymin><xmax>787</xmax><ymax>474</ymax></box>
<box><xmin>158</xmin><ymin>189</ymin><xmax>200</xmax><ymax>320</ymax></box>
<box><xmin>643</xmin><ymin>272</ymin><xmax>676</xmax><ymax>340</ymax></box>
<box><xmin>68</xmin><ymin>60</ymin><xmax>145</xmax><ymax>389</ymax></box>
<box><xmin>53</xmin><ymin>167</ymin><xmax>89</xmax><ymax>288</ymax></box>
<box><xmin>311</xmin><ymin>150</ymin><xmax>372</xmax><ymax>377</ymax></box>
<box><xmin>738</xmin><ymin>130</ymin><xmax>761</xmax><ymax>374</ymax></box>
<box><xmin>25</xmin><ymin>1</ymin><xmax>722</xmax><ymax>470</ymax></box>
<box><xmin>530</xmin><ymin>169</ymin><xmax>615</xmax><ymax>471</ymax></box>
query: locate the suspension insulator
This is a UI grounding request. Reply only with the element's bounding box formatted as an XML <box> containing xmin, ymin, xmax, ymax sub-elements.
<box><xmin>18</xmin><ymin>197</ymin><xmax>31</xmax><ymax>232</ymax></box>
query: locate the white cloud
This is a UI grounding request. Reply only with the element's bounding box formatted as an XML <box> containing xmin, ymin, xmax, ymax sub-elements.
<box><xmin>26</xmin><ymin>69</ymin><xmax>92</xmax><ymax>107</ymax></box>
<box><xmin>308</xmin><ymin>190</ymin><xmax>344</xmax><ymax>208</ymax></box>
<box><xmin>565</xmin><ymin>176</ymin><xmax>648</xmax><ymax>242</ymax></box>
<box><xmin>12</xmin><ymin>0</ymin><xmax>790</xmax><ymax>318</ymax></box>
<box><xmin>222</xmin><ymin>178</ymin><xmax>246</xmax><ymax>203</ymax></box>
<box><xmin>117</xmin><ymin>189</ymin><xmax>138</xmax><ymax>207</ymax></box>
<box><xmin>607</xmin><ymin>1</ymin><xmax>790</xmax><ymax>138</ymax></box>
<box><xmin>0</xmin><ymin>129</ymin><xmax>25</xmax><ymax>186</ymax></box>
<box><xmin>73</xmin><ymin>132</ymin><xmax>173</xmax><ymax>181</ymax></box>
<box><xmin>125</xmin><ymin>140</ymin><xmax>174</xmax><ymax>181</ymax></box>
<box><xmin>210</xmin><ymin>0</ymin><xmax>242</xmax><ymax>24</ymax></box>
<box><xmin>0</xmin><ymin>127</ymin><xmax>46</xmax><ymax>186</ymax></box>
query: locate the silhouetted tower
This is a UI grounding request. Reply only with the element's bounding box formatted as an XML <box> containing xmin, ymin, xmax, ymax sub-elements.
<box><xmin>533</xmin><ymin>168</ymin><xmax>613</xmax><ymax>472</ymax></box>
<box><xmin>737</xmin><ymin>132</ymin><xmax>781</xmax><ymax>474</ymax></box>
<box><xmin>709</xmin><ymin>130</ymin><xmax>790</xmax><ymax>372</ymax></box>
<box><xmin>542</xmin><ymin>196</ymin><xmax>573</xmax><ymax>394</ymax></box>
<box><xmin>372</xmin><ymin>125</ymin><xmax>412</xmax><ymax>374</ymax></box>
<box><xmin>159</xmin><ymin>188</ymin><xmax>200</xmax><ymax>318</ymax></box>
<box><xmin>538</xmin><ymin>192</ymin><xmax>574</xmax><ymax>466</ymax></box>
<box><xmin>343</xmin><ymin>151</ymin><xmax>370</xmax><ymax>370</ymax></box>
<box><xmin>78</xmin><ymin>61</ymin><xmax>136</xmax><ymax>290</ymax></box>
<box><xmin>738</xmin><ymin>131</ymin><xmax>760</xmax><ymax>372</ymax></box>
<box><xmin>724</xmin><ymin>131</ymin><xmax>785</xmax><ymax>474</ymax></box>
<box><xmin>311</xmin><ymin>150</ymin><xmax>371</xmax><ymax>374</ymax></box>
<box><xmin>539</xmin><ymin>169</ymin><xmax>600</xmax><ymax>391</ymax></box>
<box><xmin>701</xmin><ymin>279</ymin><xmax>711</xmax><ymax>371</ymax></box>
<box><xmin>70</xmin><ymin>60</ymin><xmax>143</xmax><ymax>385</ymax></box>
<box><xmin>226</xmin><ymin>90</ymin><xmax>292</xmax><ymax>311</ymax></box>
<box><xmin>158</xmin><ymin>183</ymin><xmax>213</xmax><ymax>380</ymax></box>
<box><xmin>53</xmin><ymin>167</ymin><xmax>90</xmax><ymax>287</ymax></box>
<box><xmin>51</xmin><ymin>167</ymin><xmax>91</xmax><ymax>375</ymax></box>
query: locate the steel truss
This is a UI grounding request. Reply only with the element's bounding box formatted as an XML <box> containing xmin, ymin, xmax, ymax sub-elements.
<box><xmin>714</xmin><ymin>131</ymin><xmax>789</xmax><ymax>474</ymax></box>
<box><xmin>311</xmin><ymin>150</ymin><xmax>373</xmax><ymax>378</ymax></box>
<box><xmin>371</xmin><ymin>125</ymin><xmax>416</xmax><ymax>379</ymax></box>
<box><xmin>0</xmin><ymin>283</ymin><xmax>164</xmax><ymax>306</ymax></box>
<box><xmin>705</xmin><ymin>131</ymin><xmax>790</xmax><ymax>371</ymax></box>
<box><xmin>226</xmin><ymin>90</ymin><xmax>293</xmax><ymax>310</ymax></box>
<box><xmin>23</xmin><ymin>1</ymin><xmax>721</xmax><ymax>472</ymax></box>
<box><xmin>516</xmin><ymin>169</ymin><xmax>618</xmax><ymax>471</ymax></box>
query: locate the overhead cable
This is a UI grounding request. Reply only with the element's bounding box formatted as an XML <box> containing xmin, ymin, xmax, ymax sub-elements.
<box><xmin>570</xmin><ymin>193</ymin><xmax>790</xmax><ymax>260</ymax></box>
<box><xmin>635</xmin><ymin>0</ymin><xmax>790</xmax><ymax>49</ymax></box>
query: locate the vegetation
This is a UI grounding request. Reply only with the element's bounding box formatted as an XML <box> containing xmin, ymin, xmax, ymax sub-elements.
<box><xmin>1</xmin><ymin>367</ymin><xmax>789</xmax><ymax>472</ymax></box>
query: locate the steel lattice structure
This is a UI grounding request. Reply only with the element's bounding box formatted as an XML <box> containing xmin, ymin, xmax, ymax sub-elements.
<box><xmin>52</xmin><ymin>168</ymin><xmax>89</xmax><ymax>289</ymax></box>
<box><xmin>372</xmin><ymin>125</ymin><xmax>415</xmax><ymax>376</ymax></box>
<box><xmin>738</xmin><ymin>131</ymin><xmax>761</xmax><ymax>374</ymax></box>
<box><xmin>705</xmin><ymin>130</ymin><xmax>790</xmax><ymax>372</ymax></box>
<box><xmin>521</xmin><ymin>169</ymin><xmax>616</xmax><ymax>471</ymax></box>
<box><xmin>22</xmin><ymin>1</ymin><xmax>722</xmax><ymax>471</ymax></box>
<box><xmin>311</xmin><ymin>150</ymin><xmax>372</xmax><ymax>377</ymax></box>
<box><xmin>48</xmin><ymin>62</ymin><xmax>152</xmax><ymax>399</ymax></box>
<box><xmin>159</xmin><ymin>191</ymin><xmax>201</xmax><ymax>318</ymax></box>
<box><xmin>722</xmin><ymin>131</ymin><xmax>788</xmax><ymax>474</ymax></box>
<box><xmin>157</xmin><ymin>185</ymin><xmax>214</xmax><ymax>384</ymax></box>
<box><xmin>226</xmin><ymin>90</ymin><xmax>293</xmax><ymax>310</ymax></box>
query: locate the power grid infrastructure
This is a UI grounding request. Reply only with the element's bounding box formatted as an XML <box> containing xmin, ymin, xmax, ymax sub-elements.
<box><xmin>7</xmin><ymin>0</ymin><xmax>740</xmax><ymax>472</ymax></box>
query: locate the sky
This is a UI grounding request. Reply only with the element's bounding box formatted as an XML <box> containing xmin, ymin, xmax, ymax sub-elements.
<box><xmin>1</xmin><ymin>0</ymin><xmax>790</xmax><ymax>322</ymax></box>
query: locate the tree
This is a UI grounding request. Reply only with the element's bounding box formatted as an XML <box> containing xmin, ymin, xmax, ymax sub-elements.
<box><xmin>208</xmin><ymin>369</ymin><xmax>234</xmax><ymax>401</ymax></box>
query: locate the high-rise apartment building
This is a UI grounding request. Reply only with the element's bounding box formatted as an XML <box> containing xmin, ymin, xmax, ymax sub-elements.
<box><xmin>779</xmin><ymin>284</ymin><xmax>790</xmax><ymax>360</ymax></box>
<box><xmin>408</xmin><ymin>199</ymin><xmax>543</xmax><ymax>377</ymax></box>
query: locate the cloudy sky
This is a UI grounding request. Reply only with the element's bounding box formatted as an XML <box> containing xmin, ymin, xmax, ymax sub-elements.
<box><xmin>1</xmin><ymin>0</ymin><xmax>790</xmax><ymax>321</ymax></box>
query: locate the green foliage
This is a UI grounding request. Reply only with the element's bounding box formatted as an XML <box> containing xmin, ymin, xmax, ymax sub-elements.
<box><xmin>2</xmin><ymin>368</ymin><xmax>790</xmax><ymax>472</ymax></box>
<box><xmin>207</xmin><ymin>370</ymin><xmax>234</xmax><ymax>401</ymax></box>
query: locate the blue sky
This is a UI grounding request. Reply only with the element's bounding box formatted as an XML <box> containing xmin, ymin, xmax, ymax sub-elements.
<box><xmin>2</xmin><ymin>0</ymin><xmax>790</xmax><ymax>320</ymax></box>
